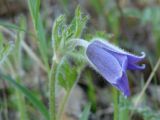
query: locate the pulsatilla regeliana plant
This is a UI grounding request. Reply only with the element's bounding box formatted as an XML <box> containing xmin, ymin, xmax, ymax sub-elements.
<box><xmin>50</xmin><ymin>6</ymin><xmax>145</xmax><ymax>120</ymax></box>
<box><xmin>0</xmin><ymin>5</ymin><xmax>146</xmax><ymax>120</ymax></box>
<box><xmin>52</xmin><ymin>8</ymin><xmax>145</xmax><ymax>98</ymax></box>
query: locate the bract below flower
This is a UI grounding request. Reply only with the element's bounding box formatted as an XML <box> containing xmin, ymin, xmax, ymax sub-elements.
<box><xmin>86</xmin><ymin>39</ymin><xmax>145</xmax><ymax>97</ymax></box>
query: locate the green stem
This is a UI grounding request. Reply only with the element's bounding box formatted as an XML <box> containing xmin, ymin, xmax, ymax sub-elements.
<box><xmin>113</xmin><ymin>88</ymin><xmax>119</xmax><ymax>120</ymax></box>
<box><xmin>7</xmin><ymin>58</ymin><xmax>28</xmax><ymax>120</ymax></box>
<box><xmin>2</xmin><ymin>81</ymin><xmax>9</xmax><ymax>120</ymax></box>
<box><xmin>49</xmin><ymin>61</ymin><xmax>58</xmax><ymax>120</ymax></box>
<box><xmin>57</xmin><ymin>90</ymin><xmax>70</xmax><ymax>120</ymax></box>
<box><xmin>15</xmin><ymin>76</ymin><xmax>28</xmax><ymax>120</ymax></box>
<box><xmin>119</xmin><ymin>95</ymin><xmax>129</xmax><ymax>120</ymax></box>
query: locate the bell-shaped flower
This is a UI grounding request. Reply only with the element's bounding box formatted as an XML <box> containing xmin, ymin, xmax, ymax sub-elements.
<box><xmin>86</xmin><ymin>38</ymin><xmax>145</xmax><ymax>97</ymax></box>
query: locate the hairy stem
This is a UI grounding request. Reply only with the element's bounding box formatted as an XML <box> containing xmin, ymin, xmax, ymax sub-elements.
<box><xmin>49</xmin><ymin>61</ymin><xmax>58</xmax><ymax>120</ymax></box>
<box><xmin>113</xmin><ymin>88</ymin><xmax>119</xmax><ymax>120</ymax></box>
<box><xmin>57</xmin><ymin>90</ymin><xmax>70</xmax><ymax>120</ymax></box>
<box><xmin>119</xmin><ymin>95</ymin><xmax>129</xmax><ymax>120</ymax></box>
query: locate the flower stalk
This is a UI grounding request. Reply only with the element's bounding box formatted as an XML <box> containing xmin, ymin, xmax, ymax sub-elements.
<box><xmin>57</xmin><ymin>90</ymin><xmax>71</xmax><ymax>120</ymax></box>
<box><xmin>113</xmin><ymin>88</ymin><xmax>119</xmax><ymax>120</ymax></box>
<box><xmin>49</xmin><ymin>58</ymin><xmax>58</xmax><ymax>120</ymax></box>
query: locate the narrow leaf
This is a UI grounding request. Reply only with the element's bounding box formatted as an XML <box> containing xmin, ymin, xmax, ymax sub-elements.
<box><xmin>0</xmin><ymin>73</ymin><xmax>49</xmax><ymax>120</ymax></box>
<box><xmin>28</xmin><ymin>0</ymin><xmax>49</xmax><ymax>70</ymax></box>
<box><xmin>0</xmin><ymin>21</ymin><xmax>34</xmax><ymax>37</ymax></box>
<box><xmin>79</xmin><ymin>103</ymin><xmax>91</xmax><ymax>120</ymax></box>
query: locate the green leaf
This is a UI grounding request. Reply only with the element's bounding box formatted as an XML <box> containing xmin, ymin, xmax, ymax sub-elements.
<box><xmin>52</xmin><ymin>6</ymin><xmax>88</xmax><ymax>54</ymax></box>
<box><xmin>70</xmin><ymin>6</ymin><xmax>88</xmax><ymax>38</ymax></box>
<box><xmin>28</xmin><ymin>0</ymin><xmax>49</xmax><ymax>70</ymax></box>
<box><xmin>0</xmin><ymin>21</ymin><xmax>25</xmax><ymax>32</ymax></box>
<box><xmin>0</xmin><ymin>34</ymin><xmax>14</xmax><ymax>64</ymax></box>
<box><xmin>79</xmin><ymin>103</ymin><xmax>91</xmax><ymax>120</ymax></box>
<box><xmin>52</xmin><ymin>15</ymin><xmax>66</xmax><ymax>50</ymax></box>
<box><xmin>0</xmin><ymin>21</ymin><xmax>35</xmax><ymax>37</ymax></box>
<box><xmin>56</xmin><ymin>57</ymin><xmax>78</xmax><ymax>91</ymax></box>
<box><xmin>35</xmin><ymin>0</ymin><xmax>41</xmax><ymax>24</ymax></box>
<box><xmin>0</xmin><ymin>73</ymin><xmax>49</xmax><ymax>120</ymax></box>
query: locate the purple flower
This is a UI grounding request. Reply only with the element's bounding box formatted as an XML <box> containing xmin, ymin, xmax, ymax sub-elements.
<box><xmin>86</xmin><ymin>39</ymin><xmax>145</xmax><ymax>97</ymax></box>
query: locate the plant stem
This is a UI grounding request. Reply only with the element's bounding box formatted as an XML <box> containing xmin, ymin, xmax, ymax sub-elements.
<box><xmin>49</xmin><ymin>61</ymin><xmax>58</xmax><ymax>120</ymax></box>
<box><xmin>15</xmin><ymin>76</ymin><xmax>28</xmax><ymax>120</ymax></box>
<box><xmin>2</xmin><ymin>81</ymin><xmax>9</xmax><ymax>120</ymax></box>
<box><xmin>119</xmin><ymin>95</ymin><xmax>129</xmax><ymax>120</ymax></box>
<box><xmin>113</xmin><ymin>87</ymin><xmax>119</xmax><ymax>120</ymax></box>
<box><xmin>57</xmin><ymin>90</ymin><xmax>70</xmax><ymax>120</ymax></box>
<box><xmin>8</xmin><ymin>60</ymin><xmax>28</xmax><ymax>120</ymax></box>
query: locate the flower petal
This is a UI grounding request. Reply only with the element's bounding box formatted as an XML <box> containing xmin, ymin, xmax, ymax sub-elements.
<box><xmin>86</xmin><ymin>41</ymin><xmax>123</xmax><ymax>84</ymax></box>
<box><xmin>90</xmin><ymin>40</ymin><xmax>128</xmax><ymax>70</ymax></box>
<box><xmin>113</xmin><ymin>72</ymin><xmax>130</xmax><ymax>97</ymax></box>
<box><xmin>91</xmin><ymin>39</ymin><xmax>126</xmax><ymax>54</ymax></box>
<box><xmin>92</xmin><ymin>39</ymin><xmax>145</xmax><ymax>64</ymax></box>
<box><xmin>128</xmin><ymin>63</ymin><xmax>145</xmax><ymax>70</ymax></box>
<box><xmin>126</xmin><ymin>52</ymin><xmax>145</xmax><ymax>63</ymax></box>
<box><xmin>104</xmin><ymin>50</ymin><xmax>128</xmax><ymax>71</ymax></box>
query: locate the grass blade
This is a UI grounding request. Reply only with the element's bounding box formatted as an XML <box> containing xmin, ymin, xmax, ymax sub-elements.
<box><xmin>79</xmin><ymin>103</ymin><xmax>91</xmax><ymax>120</ymax></box>
<box><xmin>0</xmin><ymin>21</ymin><xmax>35</xmax><ymax>37</ymax></box>
<box><xmin>0</xmin><ymin>73</ymin><xmax>49</xmax><ymax>120</ymax></box>
<box><xmin>28</xmin><ymin>0</ymin><xmax>49</xmax><ymax>71</ymax></box>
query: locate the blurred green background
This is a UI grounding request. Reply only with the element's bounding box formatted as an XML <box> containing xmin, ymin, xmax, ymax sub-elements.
<box><xmin>0</xmin><ymin>0</ymin><xmax>160</xmax><ymax>120</ymax></box>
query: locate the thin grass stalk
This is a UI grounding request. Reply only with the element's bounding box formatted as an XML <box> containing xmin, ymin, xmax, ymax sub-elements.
<box><xmin>2</xmin><ymin>81</ymin><xmax>9</xmax><ymax>120</ymax></box>
<box><xmin>15</xmin><ymin>76</ymin><xmax>28</xmax><ymax>120</ymax></box>
<box><xmin>6</xmin><ymin>59</ymin><xmax>28</xmax><ymax>120</ymax></box>
<box><xmin>130</xmin><ymin>56</ymin><xmax>160</xmax><ymax>119</ymax></box>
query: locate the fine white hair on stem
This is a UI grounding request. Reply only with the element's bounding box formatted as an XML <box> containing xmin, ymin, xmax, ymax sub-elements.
<box><xmin>68</xmin><ymin>38</ymin><xmax>89</xmax><ymax>48</ymax></box>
